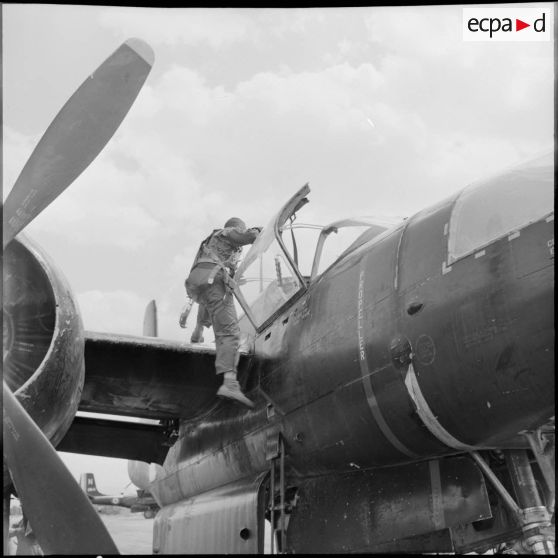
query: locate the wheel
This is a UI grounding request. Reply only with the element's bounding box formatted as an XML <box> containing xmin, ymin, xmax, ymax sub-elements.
<box><xmin>143</xmin><ymin>509</ymin><xmax>155</xmax><ymax>519</ymax></box>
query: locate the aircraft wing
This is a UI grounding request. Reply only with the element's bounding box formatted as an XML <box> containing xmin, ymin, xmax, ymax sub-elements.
<box><xmin>79</xmin><ymin>331</ymin><xmax>229</xmax><ymax>420</ymax></box>
<box><xmin>57</xmin><ymin>331</ymin><xmax>252</xmax><ymax>463</ymax></box>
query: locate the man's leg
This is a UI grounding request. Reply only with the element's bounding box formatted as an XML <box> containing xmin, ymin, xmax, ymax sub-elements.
<box><xmin>191</xmin><ymin>304</ymin><xmax>211</xmax><ymax>343</ymax></box>
<box><xmin>199</xmin><ymin>280</ymin><xmax>253</xmax><ymax>407</ymax></box>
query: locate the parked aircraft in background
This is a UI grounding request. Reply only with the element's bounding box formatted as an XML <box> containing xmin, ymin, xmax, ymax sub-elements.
<box><xmin>80</xmin><ymin>472</ymin><xmax>159</xmax><ymax>519</ymax></box>
<box><xmin>78</xmin><ymin>304</ymin><xmax>161</xmax><ymax>519</ymax></box>
<box><xmin>2</xmin><ymin>37</ymin><xmax>554</xmax><ymax>555</ymax></box>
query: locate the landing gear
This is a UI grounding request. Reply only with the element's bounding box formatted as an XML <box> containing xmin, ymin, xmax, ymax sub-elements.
<box><xmin>504</xmin><ymin>449</ymin><xmax>554</xmax><ymax>554</ymax></box>
<box><xmin>143</xmin><ymin>508</ymin><xmax>156</xmax><ymax>519</ymax></box>
<box><xmin>471</xmin><ymin>427</ymin><xmax>555</xmax><ymax>555</ymax></box>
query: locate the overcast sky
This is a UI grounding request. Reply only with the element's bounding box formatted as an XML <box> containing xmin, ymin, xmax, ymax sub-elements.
<box><xmin>3</xmin><ymin>4</ymin><xmax>554</xmax><ymax>494</ymax></box>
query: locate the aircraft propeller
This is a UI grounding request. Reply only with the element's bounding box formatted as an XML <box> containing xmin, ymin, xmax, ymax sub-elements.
<box><xmin>2</xmin><ymin>38</ymin><xmax>154</xmax><ymax>554</ymax></box>
<box><xmin>3</xmin><ymin>383</ymin><xmax>119</xmax><ymax>554</ymax></box>
<box><xmin>3</xmin><ymin>38</ymin><xmax>154</xmax><ymax>248</ymax></box>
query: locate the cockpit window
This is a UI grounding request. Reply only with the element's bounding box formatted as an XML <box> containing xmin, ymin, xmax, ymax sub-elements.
<box><xmin>447</xmin><ymin>151</ymin><xmax>554</xmax><ymax>264</ymax></box>
<box><xmin>310</xmin><ymin>219</ymin><xmax>389</xmax><ymax>279</ymax></box>
<box><xmin>235</xmin><ymin>238</ymin><xmax>304</xmax><ymax>327</ymax></box>
<box><xmin>234</xmin><ymin>185</ymin><xmax>309</xmax><ymax>330</ymax></box>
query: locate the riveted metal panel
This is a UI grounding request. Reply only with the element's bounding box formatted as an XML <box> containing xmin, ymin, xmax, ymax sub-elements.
<box><xmin>153</xmin><ymin>473</ymin><xmax>266</xmax><ymax>554</ymax></box>
<box><xmin>286</xmin><ymin>456</ymin><xmax>491</xmax><ymax>554</ymax></box>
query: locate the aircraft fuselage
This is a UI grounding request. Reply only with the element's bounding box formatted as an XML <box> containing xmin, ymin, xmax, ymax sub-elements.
<box><xmin>153</xmin><ymin>191</ymin><xmax>554</xmax><ymax>508</ymax></box>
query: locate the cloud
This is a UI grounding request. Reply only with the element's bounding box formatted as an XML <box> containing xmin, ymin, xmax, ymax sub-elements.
<box><xmin>363</xmin><ymin>7</ymin><xmax>553</xmax><ymax>145</ymax></box>
<box><xmin>97</xmin><ymin>7</ymin><xmax>342</xmax><ymax>52</ymax></box>
<box><xmin>78</xmin><ymin>290</ymin><xmax>149</xmax><ymax>335</ymax></box>
<box><xmin>98</xmin><ymin>7</ymin><xmax>260</xmax><ymax>49</ymax></box>
<box><xmin>23</xmin><ymin>150</ymin><xmax>160</xmax><ymax>250</ymax></box>
<box><xmin>259</xmin><ymin>8</ymin><xmax>328</xmax><ymax>38</ymax></box>
<box><xmin>10</xmin><ymin>6</ymin><xmax>551</xmax><ymax>243</ymax></box>
<box><xmin>365</xmin><ymin>6</ymin><xmax>461</xmax><ymax>59</ymax></box>
<box><xmin>139</xmin><ymin>61</ymin><xmax>391</xmax><ymax>215</ymax></box>
<box><xmin>235</xmin><ymin>63</ymin><xmax>384</xmax><ymax>124</ymax></box>
<box><xmin>2</xmin><ymin>128</ymin><xmax>39</xmax><ymax>198</ymax></box>
<box><xmin>136</xmin><ymin>29</ymin><xmax>550</xmax><ymax>223</ymax></box>
<box><xmin>5</xmin><ymin>5</ymin><xmax>553</xmax><ymax>351</ymax></box>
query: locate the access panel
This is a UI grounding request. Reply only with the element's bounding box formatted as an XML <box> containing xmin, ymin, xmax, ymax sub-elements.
<box><xmin>153</xmin><ymin>473</ymin><xmax>267</xmax><ymax>554</ymax></box>
<box><xmin>286</xmin><ymin>455</ymin><xmax>491</xmax><ymax>553</ymax></box>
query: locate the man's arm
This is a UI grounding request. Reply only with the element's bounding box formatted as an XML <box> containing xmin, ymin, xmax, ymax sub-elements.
<box><xmin>222</xmin><ymin>226</ymin><xmax>262</xmax><ymax>246</ymax></box>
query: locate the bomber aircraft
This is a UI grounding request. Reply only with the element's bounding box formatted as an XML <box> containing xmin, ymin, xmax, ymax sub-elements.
<box><xmin>2</xmin><ymin>38</ymin><xmax>555</xmax><ymax>555</ymax></box>
<box><xmin>80</xmin><ymin>471</ymin><xmax>159</xmax><ymax>519</ymax></box>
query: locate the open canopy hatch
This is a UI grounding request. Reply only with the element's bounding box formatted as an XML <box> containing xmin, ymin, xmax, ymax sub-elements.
<box><xmin>233</xmin><ymin>184</ymin><xmax>390</xmax><ymax>332</ymax></box>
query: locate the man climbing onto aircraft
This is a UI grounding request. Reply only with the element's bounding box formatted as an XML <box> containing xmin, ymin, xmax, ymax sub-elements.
<box><xmin>184</xmin><ymin>217</ymin><xmax>262</xmax><ymax>407</ymax></box>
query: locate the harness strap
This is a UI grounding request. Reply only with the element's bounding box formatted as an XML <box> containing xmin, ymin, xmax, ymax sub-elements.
<box><xmin>206</xmin><ymin>262</ymin><xmax>223</xmax><ymax>285</ymax></box>
<box><xmin>190</xmin><ymin>229</ymin><xmax>240</xmax><ymax>290</ymax></box>
<box><xmin>201</xmin><ymin>245</ymin><xmax>239</xmax><ymax>292</ymax></box>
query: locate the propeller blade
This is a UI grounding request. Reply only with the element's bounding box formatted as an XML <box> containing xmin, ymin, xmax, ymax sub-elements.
<box><xmin>2</xmin><ymin>382</ymin><xmax>119</xmax><ymax>554</ymax></box>
<box><xmin>3</xmin><ymin>38</ymin><xmax>154</xmax><ymax>248</ymax></box>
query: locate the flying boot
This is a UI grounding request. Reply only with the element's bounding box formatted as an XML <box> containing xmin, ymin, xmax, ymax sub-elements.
<box><xmin>217</xmin><ymin>371</ymin><xmax>254</xmax><ymax>408</ymax></box>
<box><xmin>190</xmin><ymin>324</ymin><xmax>204</xmax><ymax>343</ymax></box>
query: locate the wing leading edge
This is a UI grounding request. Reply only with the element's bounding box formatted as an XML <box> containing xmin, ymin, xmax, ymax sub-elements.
<box><xmin>58</xmin><ymin>332</ymin><xmax>251</xmax><ymax>462</ymax></box>
<box><xmin>79</xmin><ymin>331</ymin><xmax>251</xmax><ymax>420</ymax></box>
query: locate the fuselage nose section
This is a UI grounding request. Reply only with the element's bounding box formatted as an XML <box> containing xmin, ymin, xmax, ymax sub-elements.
<box><xmin>401</xmin><ymin>150</ymin><xmax>555</xmax><ymax>449</ymax></box>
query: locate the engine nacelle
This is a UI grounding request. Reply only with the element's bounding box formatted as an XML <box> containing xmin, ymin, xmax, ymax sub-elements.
<box><xmin>3</xmin><ymin>235</ymin><xmax>84</xmax><ymax>488</ymax></box>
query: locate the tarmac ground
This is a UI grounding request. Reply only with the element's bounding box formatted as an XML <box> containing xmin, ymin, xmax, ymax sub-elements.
<box><xmin>100</xmin><ymin>511</ymin><xmax>154</xmax><ymax>555</ymax></box>
<box><xmin>7</xmin><ymin>508</ymin><xmax>154</xmax><ymax>555</ymax></box>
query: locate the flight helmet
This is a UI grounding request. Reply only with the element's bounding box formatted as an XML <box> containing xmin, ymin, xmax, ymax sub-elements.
<box><xmin>224</xmin><ymin>217</ymin><xmax>246</xmax><ymax>231</ymax></box>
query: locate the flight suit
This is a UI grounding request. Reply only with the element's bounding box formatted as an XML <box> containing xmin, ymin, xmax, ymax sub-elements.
<box><xmin>190</xmin><ymin>303</ymin><xmax>211</xmax><ymax>343</ymax></box>
<box><xmin>185</xmin><ymin>226</ymin><xmax>259</xmax><ymax>375</ymax></box>
<box><xmin>196</xmin><ymin>304</ymin><xmax>211</xmax><ymax>330</ymax></box>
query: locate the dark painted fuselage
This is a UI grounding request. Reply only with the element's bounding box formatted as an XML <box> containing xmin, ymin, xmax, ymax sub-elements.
<box><xmin>151</xmin><ymin>172</ymin><xmax>554</xmax><ymax>507</ymax></box>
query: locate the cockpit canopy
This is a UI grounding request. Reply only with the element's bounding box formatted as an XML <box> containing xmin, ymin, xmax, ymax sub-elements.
<box><xmin>447</xmin><ymin>150</ymin><xmax>553</xmax><ymax>264</ymax></box>
<box><xmin>233</xmin><ymin>151</ymin><xmax>554</xmax><ymax>331</ymax></box>
<box><xmin>234</xmin><ymin>186</ymin><xmax>310</xmax><ymax>330</ymax></box>
<box><xmin>234</xmin><ymin>185</ymin><xmax>391</xmax><ymax>331</ymax></box>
